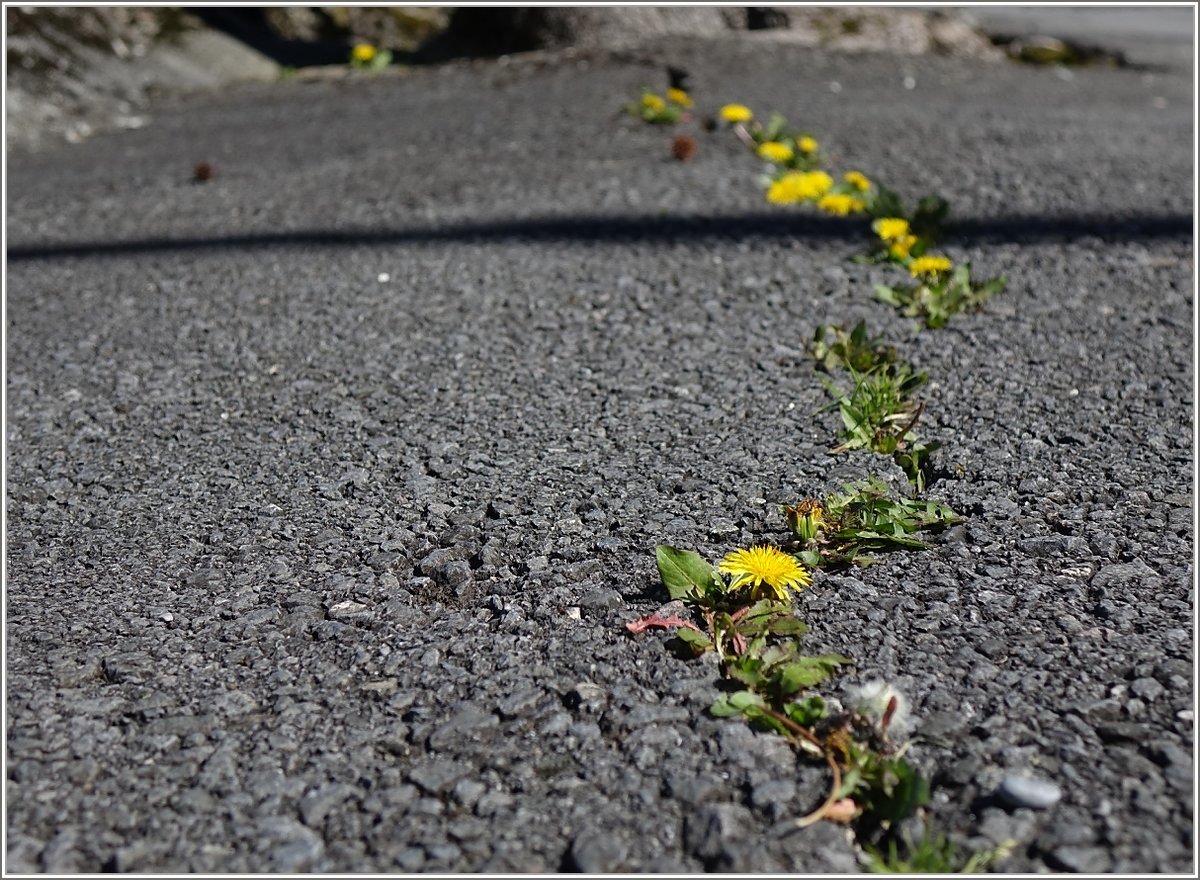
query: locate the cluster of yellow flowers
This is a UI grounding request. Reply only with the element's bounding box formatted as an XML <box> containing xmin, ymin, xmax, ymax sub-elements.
<box><xmin>633</xmin><ymin>87</ymin><xmax>694</xmax><ymax>124</ymax></box>
<box><xmin>766</xmin><ymin>170</ymin><xmax>834</xmax><ymax>204</ymax></box>
<box><xmin>627</xmin><ymin>86</ymin><xmax>992</xmax><ymax>307</ymax></box>
<box><xmin>872</xmin><ymin>217</ymin><xmax>953</xmax><ymax>278</ymax></box>
<box><xmin>666</xmin><ymin>87</ymin><xmax>693</xmax><ymax>109</ymax></box>
<box><xmin>642</xmin><ymin>92</ymin><xmax>667</xmax><ymax>114</ymax></box>
<box><xmin>628</xmin><ymin>83</ymin><xmax>1011</xmax><ymax>866</ymax></box>
<box><xmin>719</xmin><ymin>102</ymin><xmax>874</xmax><ymax>219</ymax></box>
<box><xmin>818</xmin><ymin>193</ymin><xmax>866</xmax><ymax>216</ymax></box>
<box><xmin>717</xmin><ymin>100</ymin><xmax>960</xmax><ymax>282</ymax></box>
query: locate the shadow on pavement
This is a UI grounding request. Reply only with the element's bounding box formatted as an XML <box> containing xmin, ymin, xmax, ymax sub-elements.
<box><xmin>6</xmin><ymin>211</ymin><xmax>1191</xmax><ymax>262</ymax></box>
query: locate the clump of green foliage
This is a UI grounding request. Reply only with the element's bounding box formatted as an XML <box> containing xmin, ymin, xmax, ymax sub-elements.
<box><xmin>810</xmin><ymin>321</ymin><xmax>898</xmax><ymax>373</ymax></box>
<box><xmin>813</xmin><ymin>322</ymin><xmax>938</xmax><ymax>490</ymax></box>
<box><xmin>819</xmin><ymin>364</ymin><xmax>927</xmax><ymax>456</ymax></box>
<box><xmin>857</xmin><ymin>192</ymin><xmax>951</xmax><ymax>257</ymax></box>
<box><xmin>786</xmin><ymin>478</ymin><xmax>958</xmax><ymax>569</ymax></box>
<box><xmin>864</xmin><ymin>824</ymin><xmax>1017</xmax><ymax>873</ymax></box>
<box><xmin>627</xmin><ymin>89</ymin><xmax>688</xmax><ymax>124</ymax></box>
<box><xmin>348</xmin><ymin>42</ymin><xmax>392</xmax><ymax>70</ymax></box>
<box><xmin>632</xmin><ymin>541</ymin><xmax>928</xmax><ymax>835</ymax></box>
<box><xmin>621</xmin><ymin>80</ymin><xmax>1012</xmax><ymax>874</ymax></box>
<box><xmin>875</xmin><ymin>264</ymin><xmax>1008</xmax><ymax>330</ymax></box>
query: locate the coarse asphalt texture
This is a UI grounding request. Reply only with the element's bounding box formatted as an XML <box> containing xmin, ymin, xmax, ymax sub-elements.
<box><xmin>5</xmin><ymin>33</ymin><xmax>1194</xmax><ymax>873</ymax></box>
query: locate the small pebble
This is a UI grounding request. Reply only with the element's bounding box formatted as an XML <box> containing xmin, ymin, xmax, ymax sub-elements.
<box><xmin>568</xmin><ymin>829</ymin><xmax>628</xmax><ymax>872</ymax></box>
<box><xmin>998</xmin><ymin>774</ymin><xmax>1062</xmax><ymax>810</ymax></box>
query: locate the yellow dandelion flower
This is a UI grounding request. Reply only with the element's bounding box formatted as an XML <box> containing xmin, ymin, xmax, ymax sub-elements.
<box><xmin>873</xmin><ymin>217</ymin><xmax>910</xmax><ymax>241</ymax></box>
<box><xmin>641</xmin><ymin>92</ymin><xmax>667</xmax><ymax>114</ymax></box>
<box><xmin>719</xmin><ymin>545</ymin><xmax>812</xmax><ymax>601</ymax></box>
<box><xmin>818</xmin><ymin>193</ymin><xmax>865</xmax><ymax>216</ymax></box>
<box><xmin>757</xmin><ymin>141</ymin><xmax>794</xmax><ymax>164</ymax></box>
<box><xmin>909</xmin><ymin>254</ymin><xmax>954</xmax><ymax>278</ymax></box>
<box><xmin>766</xmin><ymin>170</ymin><xmax>835</xmax><ymax>205</ymax></box>
<box><xmin>888</xmin><ymin>234</ymin><xmax>919</xmax><ymax>259</ymax></box>
<box><xmin>844</xmin><ymin>170</ymin><xmax>871</xmax><ymax>192</ymax></box>
<box><xmin>803</xmin><ymin>171</ymin><xmax>835</xmax><ymax>198</ymax></box>
<box><xmin>666</xmin><ymin>87</ymin><xmax>693</xmax><ymax>108</ymax></box>
<box><xmin>719</xmin><ymin>103</ymin><xmax>753</xmax><ymax>123</ymax></box>
<box><xmin>766</xmin><ymin>176</ymin><xmax>800</xmax><ymax>205</ymax></box>
<box><xmin>351</xmin><ymin>43</ymin><xmax>377</xmax><ymax>64</ymax></box>
<box><xmin>798</xmin><ymin>135</ymin><xmax>818</xmax><ymax>154</ymax></box>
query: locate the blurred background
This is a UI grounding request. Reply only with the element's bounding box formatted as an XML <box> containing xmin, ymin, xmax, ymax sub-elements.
<box><xmin>5</xmin><ymin>5</ymin><xmax>1194</xmax><ymax>152</ymax></box>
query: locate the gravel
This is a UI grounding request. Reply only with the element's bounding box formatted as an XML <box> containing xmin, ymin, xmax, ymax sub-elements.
<box><xmin>5</xmin><ymin>32</ymin><xmax>1193</xmax><ymax>873</ymax></box>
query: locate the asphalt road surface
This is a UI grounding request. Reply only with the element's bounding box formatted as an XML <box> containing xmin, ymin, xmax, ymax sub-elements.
<box><xmin>5</xmin><ymin>32</ymin><xmax>1194</xmax><ymax>873</ymax></box>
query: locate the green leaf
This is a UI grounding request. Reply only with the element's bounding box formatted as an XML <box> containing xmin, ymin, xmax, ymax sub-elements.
<box><xmin>974</xmin><ymin>275</ymin><xmax>1008</xmax><ymax>299</ymax></box>
<box><xmin>675</xmin><ymin>627</ymin><xmax>713</xmax><ymax>653</ymax></box>
<box><xmin>869</xmin><ymin>759</ymin><xmax>930</xmax><ymax>824</ymax></box>
<box><xmin>763</xmin><ymin>111</ymin><xmax>787</xmax><ymax>141</ymax></box>
<box><xmin>778</xmin><ymin>662</ymin><xmax>829</xmax><ymax>693</ymax></box>
<box><xmin>784</xmin><ymin>695</ymin><xmax>827</xmax><ymax>727</ymax></box>
<box><xmin>727</xmin><ymin>663</ymin><xmax>765</xmax><ymax>689</ymax></box>
<box><xmin>873</xmin><ymin>284</ymin><xmax>902</xmax><ymax>306</ymax></box>
<box><xmin>776</xmin><ymin>653</ymin><xmax>853</xmax><ymax>694</ymax></box>
<box><xmin>710</xmin><ymin>689</ymin><xmax>765</xmax><ymax>717</ymax></box>
<box><xmin>767</xmin><ymin>615</ymin><xmax>809</xmax><ymax>637</ymax></box>
<box><xmin>852</xmin><ymin>529</ymin><xmax>928</xmax><ymax>549</ymax></box>
<box><xmin>655</xmin><ymin>546</ymin><xmax>719</xmax><ymax>601</ymax></box>
<box><xmin>869</xmin><ymin>185</ymin><xmax>905</xmax><ymax>219</ymax></box>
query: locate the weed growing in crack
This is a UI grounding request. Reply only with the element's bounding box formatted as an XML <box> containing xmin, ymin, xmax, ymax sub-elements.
<box><xmin>863</xmin><ymin>825</ymin><xmax>1016</xmax><ymax>873</ymax></box>
<box><xmin>819</xmin><ymin>364</ymin><xmax>927</xmax><ymax>455</ymax></box>
<box><xmin>629</xmin><ymin>544</ymin><xmax>946</xmax><ymax>844</ymax></box>
<box><xmin>739</xmin><ymin>110</ymin><xmax>827</xmax><ymax>171</ymax></box>
<box><xmin>811</xmin><ymin>322</ymin><xmax>938</xmax><ymax>489</ymax></box>
<box><xmin>786</xmin><ymin>479</ymin><xmax>958</xmax><ymax>569</ymax></box>
<box><xmin>349</xmin><ymin>42</ymin><xmax>391</xmax><ymax>71</ymax></box>
<box><xmin>628</xmin><ymin>89</ymin><xmax>688</xmax><ymax>124</ymax></box>
<box><xmin>810</xmin><ymin>320</ymin><xmax>898</xmax><ymax>374</ymax></box>
<box><xmin>875</xmin><ymin>262</ymin><xmax>1008</xmax><ymax>329</ymax></box>
<box><xmin>621</xmin><ymin>81</ymin><xmax>1010</xmax><ymax>872</ymax></box>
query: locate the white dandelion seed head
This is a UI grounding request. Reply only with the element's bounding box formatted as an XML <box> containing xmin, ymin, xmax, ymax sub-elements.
<box><xmin>847</xmin><ymin>679</ymin><xmax>910</xmax><ymax>735</ymax></box>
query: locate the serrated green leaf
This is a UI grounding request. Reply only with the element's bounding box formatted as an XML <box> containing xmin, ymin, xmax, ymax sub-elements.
<box><xmin>726</xmin><ymin>649</ymin><xmax>766</xmax><ymax>687</ymax></box>
<box><xmin>655</xmin><ymin>546</ymin><xmax>718</xmax><ymax>601</ymax></box>
<box><xmin>776</xmin><ymin>653</ymin><xmax>852</xmax><ymax>694</ymax></box>
<box><xmin>778</xmin><ymin>663</ymin><xmax>830</xmax><ymax>693</ymax></box>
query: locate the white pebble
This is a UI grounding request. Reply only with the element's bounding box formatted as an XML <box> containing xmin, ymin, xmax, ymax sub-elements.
<box><xmin>998</xmin><ymin>775</ymin><xmax>1062</xmax><ymax>810</ymax></box>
